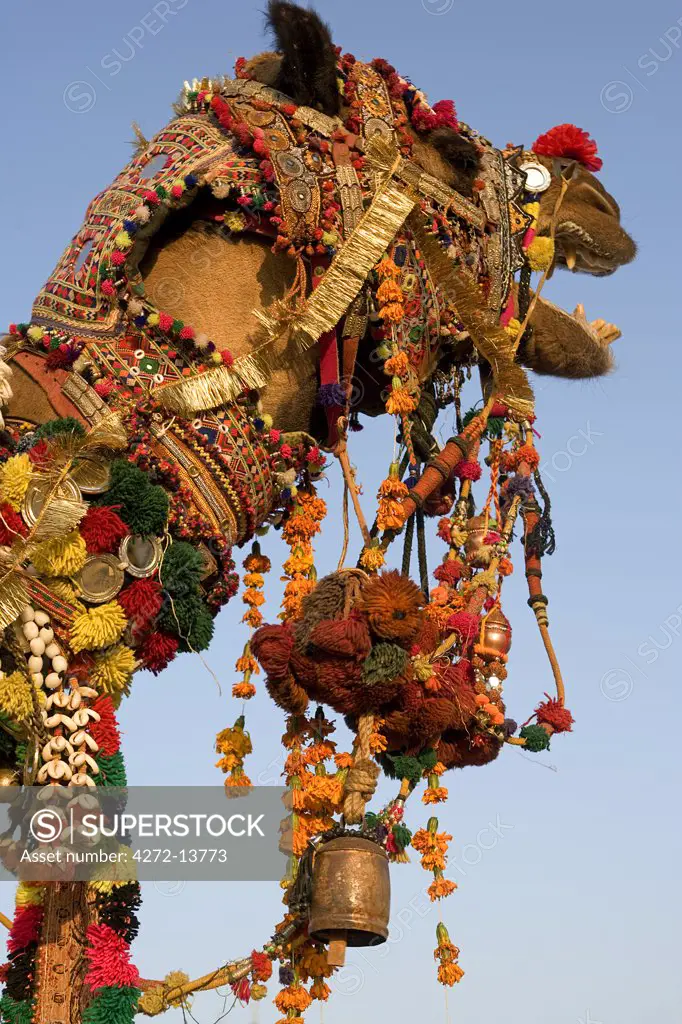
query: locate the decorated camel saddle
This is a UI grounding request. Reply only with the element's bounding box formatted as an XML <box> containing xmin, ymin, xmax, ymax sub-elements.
<box><xmin>0</xmin><ymin>3</ymin><xmax>634</xmax><ymax>1023</ymax></box>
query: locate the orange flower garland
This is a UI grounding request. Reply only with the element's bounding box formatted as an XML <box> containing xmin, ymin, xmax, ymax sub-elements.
<box><xmin>215</xmin><ymin>715</ymin><xmax>253</xmax><ymax>792</ymax></box>
<box><xmin>280</xmin><ymin>490</ymin><xmax>327</xmax><ymax>621</ymax></box>
<box><xmin>234</xmin><ymin>541</ymin><xmax>271</xmax><ymax>698</ymax></box>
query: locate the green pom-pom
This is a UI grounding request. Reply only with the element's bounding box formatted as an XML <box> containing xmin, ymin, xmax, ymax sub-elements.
<box><xmin>418</xmin><ymin>748</ymin><xmax>438</xmax><ymax>772</ymax></box>
<box><xmin>385</xmin><ymin>754</ymin><xmax>422</xmax><ymax>785</ymax></box>
<box><xmin>96</xmin><ymin>751</ymin><xmax>128</xmax><ymax>787</ymax></box>
<box><xmin>462</xmin><ymin>406</ymin><xmax>480</xmax><ymax>429</ymax></box>
<box><xmin>392</xmin><ymin>824</ymin><xmax>412</xmax><ymax>850</ymax></box>
<box><xmin>33</xmin><ymin>417</ymin><xmax>85</xmax><ymax>443</ymax></box>
<box><xmin>158</xmin><ymin>593</ymin><xmax>214</xmax><ymax>652</ymax></box>
<box><xmin>0</xmin><ymin>997</ymin><xmax>35</xmax><ymax>1024</ymax></box>
<box><xmin>520</xmin><ymin>724</ymin><xmax>551</xmax><ymax>752</ymax></box>
<box><xmin>486</xmin><ymin>416</ymin><xmax>505</xmax><ymax>438</ymax></box>
<box><xmin>155</xmin><ymin>186</ymin><xmax>168</xmax><ymax>200</ymax></box>
<box><xmin>364</xmin><ymin>812</ymin><xmax>379</xmax><ymax>830</ymax></box>
<box><xmin>171</xmin><ymin>319</ymin><xmax>184</xmax><ymax>334</ymax></box>
<box><xmin>160</xmin><ymin>541</ymin><xmax>204</xmax><ymax>597</ymax></box>
<box><xmin>362</xmin><ymin>643</ymin><xmax>408</xmax><ymax>686</ymax></box>
<box><xmin>102</xmin><ymin>460</ymin><xmax>169</xmax><ymax>536</ymax></box>
<box><xmin>82</xmin><ymin>986</ymin><xmax>141</xmax><ymax>1024</ymax></box>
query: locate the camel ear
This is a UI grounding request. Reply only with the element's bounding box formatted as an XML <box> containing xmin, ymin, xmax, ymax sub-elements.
<box><xmin>266</xmin><ymin>1</ymin><xmax>340</xmax><ymax>116</ymax></box>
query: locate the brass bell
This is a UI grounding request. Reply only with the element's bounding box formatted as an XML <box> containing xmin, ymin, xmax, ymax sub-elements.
<box><xmin>309</xmin><ymin>836</ymin><xmax>390</xmax><ymax>966</ymax></box>
<box><xmin>482</xmin><ymin>607</ymin><xmax>512</xmax><ymax>656</ymax></box>
<box><xmin>464</xmin><ymin>515</ymin><xmax>495</xmax><ymax>568</ymax></box>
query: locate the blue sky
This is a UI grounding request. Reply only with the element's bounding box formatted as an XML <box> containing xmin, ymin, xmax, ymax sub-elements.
<box><xmin>2</xmin><ymin>1</ymin><xmax>681</xmax><ymax>1022</ymax></box>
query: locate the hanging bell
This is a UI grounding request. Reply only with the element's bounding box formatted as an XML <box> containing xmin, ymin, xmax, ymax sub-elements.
<box><xmin>308</xmin><ymin>836</ymin><xmax>390</xmax><ymax>966</ymax></box>
<box><xmin>481</xmin><ymin>607</ymin><xmax>512</xmax><ymax>656</ymax></box>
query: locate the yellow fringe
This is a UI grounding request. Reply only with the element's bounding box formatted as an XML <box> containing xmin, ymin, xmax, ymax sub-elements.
<box><xmin>0</xmin><ymin>454</ymin><xmax>32</xmax><ymax>511</ymax></box>
<box><xmin>15</xmin><ymin>883</ymin><xmax>45</xmax><ymax>907</ymax></box>
<box><xmin>0</xmin><ymin>671</ymin><xmax>33</xmax><ymax>723</ymax></box>
<box><xmin>90</xmin><ymin>643</ymin><xmax>136</xmax><ymax>698</ymax></box>
<box><xmin>70</xmin><ymin>601</ymin><xmax>127</xmax><ymax>653</ymax></box>
<box><xmin>409</xmin><ymin>212</ymin><xmax>535</xmax><ymax>417</ymax></box>
<box><xmin>31</xmin><ymin>531</ymin><xmax>87</xmax><ymax>578</ymax></box>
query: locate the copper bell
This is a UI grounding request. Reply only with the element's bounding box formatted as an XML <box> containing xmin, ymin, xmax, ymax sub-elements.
<box><xmin>309</xmin><ymin>836</ymin><xmax>390</xmax><ymax>966</ymax></box>
<box><xmin>464</xmin><ymin>515</ymin><xmax>492</xmax><ymax>568</ymax></box>
<box><xmin>482</xmin><ymin>607</ymin><xmax>512</xmax><ymax>656</ymax></box>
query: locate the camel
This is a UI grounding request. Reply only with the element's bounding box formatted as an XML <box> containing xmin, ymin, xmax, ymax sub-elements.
<box><xmin>0</xmin><ymin>3</ymin><xmax>635</xmax><ymax>1023</ymax></box>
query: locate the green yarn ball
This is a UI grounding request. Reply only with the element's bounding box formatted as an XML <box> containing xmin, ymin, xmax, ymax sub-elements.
<box><xmin>385</xmin><ymin>754</ymin><xmax>422</xmax><ymax>785</ymax></box>
<box><xmin>520</xmin><ymin>724</ymin><xmax>551</xmax><ymax>752</ymax></box>
<box><xmin>0</xmin><ymin>997</ymin><xmax>34</xmax><ymax>1024</ymax></box>
<box><xmin>33</xmin><ymin>417</ymin><xmax>85</xmax><ymax>443</ymax></box>
<box><xmin>418</xmin><ymin>748</ymin><xmax>438</xmax><ymax>773</ymax></box>
<box><xmin>158</xmin><ymin>593</ymin><xmax>214</xmax><ymax>653</ymax></box>
<box><xmin>102</xmin><ymin>460</ymin><xmax>169</xmax><ymax>536</ymax></box>
<box><xmin>362</xmin><ymin>643</ymin><xmax>408</xmax><ymax>686</ymax></box>
<box><xmin>96</xmin><ymin>751</ymin><xmax>128</xmax><ymax>787</ymax></box>
<box><xmin>82</xmin><ymin>986</ymin><xmax>141</xmax><ymax>1024</ymax></box>
<box><xmin>160</xmin><ymin>541</ymin><xmax>204</xmax><ymax>598</ymax></box>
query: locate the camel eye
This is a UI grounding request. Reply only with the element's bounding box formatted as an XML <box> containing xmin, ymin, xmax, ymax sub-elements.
<box><xmin>518</xmin><ymin>161</ymin><xmax>552</xmax><ymax>193</ymax></box>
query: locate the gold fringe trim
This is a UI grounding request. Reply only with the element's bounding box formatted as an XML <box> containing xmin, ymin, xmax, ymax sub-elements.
<box><xmin>409</xmin><ymin>213</ymin><xmax>535</xmax><ymax>417</ymax></box>
<box><xmin>154</xmin><ymin>356</ymin><xmax>271</xmax><ymax>416</ymax></box>
<box><xmin>31</xmin><ymin>495</ymin><xmax>88</xmax><ymax>541</ymax></box>
<box><xmin>0</xmin><ymin>571</ymin><xmax>28</xmax><ymax>633</ymax></box>
<box><xmin>256</xmin><ymin>138</ymin><xmax>416</xmax><ymax>354</ymax></box>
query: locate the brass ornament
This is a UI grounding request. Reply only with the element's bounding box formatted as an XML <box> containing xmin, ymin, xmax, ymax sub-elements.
<box><xmin>22</xmin><ymin>476</ymin><xmax>83</xmax><ymax>530</ymax></box>
<box><xmin>464</xmin><ymin>515</ymin><xmax>495</xmax><ymax>569</ymax></box>
<box><xmin>75</xmin><ymin>554</ymin><xmax>125</xmax><ymax>604</ymax></box>
<box><xmin>482</xmin><ymin>607</ymin><xmax>513</xmax><ymax>656</ymax></box>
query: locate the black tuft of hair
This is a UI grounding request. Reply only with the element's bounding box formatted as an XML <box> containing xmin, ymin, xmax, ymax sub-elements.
<box><xmin>266</xmin><ymin>1</ymin><xmax>340</xmax><ymax>115</ymax></box>
<box><xmin>428</xmin><ymin>126</ymin><xmax>480</xmax><ymax>196</ymax></box>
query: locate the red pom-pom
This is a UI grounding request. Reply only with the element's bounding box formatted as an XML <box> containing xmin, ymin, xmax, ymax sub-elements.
<box><xmin>118</xmin><ymin>578</ymin><xmax>163</xmax><ymax>632</ymax></box>
<box><xmin>453</xmin><ymin>460</ymin><xmax>482</xmax><ymax>482</ymax></box>
<box><xmin>110</xmin><ymin>250</ymin><xmax>127</xmax><ymax>267</ymax></box>
<box><xmin>179</xmin><ymin>325</ymin><xmax>195</xmax><ymax>341</ymax></box>
<box><xmin>535</xmin><ymin>695</ymin><xmax>574</xmax><ymax>733</ymax></box>
<box><xmin>94</xmin><ymin>379</ymin><xmax>115</xmax><ymax>398</ymax></box>
<box><xmin>433</xmin><ymin>559</ymin><xmax>464</xmax><ymax>585</ymax></box>
<box><xmin>84</xmin><ymin>924</ymin><xmax>139</xmax><ymax>990</ymax></box>
<box><xmin>0</xmin><ymin>503</ymin><xmax>27</xmax><ymax>546</ymax></box>
<box><xmin>158</xmin><ymin>312</ymin><xmax>174</xmax><ymax>332</ymax></box>
<box><xmin>100</xmin><ymin>279</ymin><xmax>116</xmax><ymax>297</ymax></box>
<box><xmin>446</xmin><ymin>611</ymin><xmax>480</xmax><ymax>647</ymax></box>
<box><xmin>231</xmin><ymin>978</ymin><xmax>251</xmax><ymax>1003</ymax></box>
<box><xmin>221</xmin><ymin>349</ymin><xmax>234</xmax><ymax>366</ymax></box>
<box><xmin>90</xmin><ymin>696</ymin><xmax>121</xmax><ymax>756</ymax></box>
<box><xmin>432</xmin><ymin>99</ymin><xmax>459</xmax><ymax>131</ymax></box>
<box><xmin>140</xmin><ymin>632</ymin><xmax>179</xmax><ymax>674</ymax></box>
<box><xmin>490</xmin><ymin>402</ymin><xmax>509</xmax><ymax>418</ymax></box>
<box><xmin>80</xmin><ymin>505</ymin><xmax>128</xmax><ymax>554</ymax></box>
<box><xmin>8</xmin><ymin>905</ymin><xmax>43</xmax><ymax>954</ymax></box>
<box><xmin>170</xmin><ymin>185</ymin><xmax>183</xmax><ymax>199</ymax></box>
<box><xmin>143</xmin><ymin>189</ymin><xmax>160</xmax><ymax>205</ymax></box>
<box><xmin>532</xmin><ymin>124</ymin><xmax>602</xmax><ymax>172</ymax></box>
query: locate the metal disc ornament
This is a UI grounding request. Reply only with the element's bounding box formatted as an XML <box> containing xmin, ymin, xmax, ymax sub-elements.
<box><xmin>519</xmin><ymin>160</ymin><xmax>552</xmax><ymax>193</ymax></box>
<box><xmin>119</xmin><ymin>535</ymin><xmax>163</xmax><ymax>578</ymax></box>
<box><xmin>71</xmin><ymin>456</ymin><xmax>111</xmax><ymax>495</ymax></box>
<box><xmin>23</xmin><ymin>477</ymin><xmax>81</xmax><ymax>528</ymax></box>
<box><xmin>76</xmin><ymin>554</ymin><xmax>125</xmax><ymax>603</ymax></box>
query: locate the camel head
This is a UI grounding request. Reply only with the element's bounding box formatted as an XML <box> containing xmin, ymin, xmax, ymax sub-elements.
<box><xmin>525</xmin><ymin>125</ymin><xmax>635</xmax><ymax>276</ymax></box>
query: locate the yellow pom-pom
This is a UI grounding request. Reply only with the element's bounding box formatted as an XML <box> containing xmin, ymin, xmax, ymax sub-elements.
<box><xmin>90</xmin><ymin>643</ymin><xmax>136</xmax><ymax>699</ymax></box>
<box><xmin>210</xmin><ymin>352</ymin><xmax>222</xmax><ymax>365</ymax></box>
<box><xmin>32</xmin><ymin>531</ymin><xmax>87</xmax><ymax>577</ymax></box>
<box><xmin>504</xmin><ymin>317</ymin><xmax>522</xmax><ymax>338</ymax></box>
<box><xmin>0</xmin><ymin>453</ymin><xmax>32</xmax><ymax>511</ymax></box>
<box><xmin>48</xmin><ymin>578</ymin><xmax>85</xmax><ymax>612</ymax></box>
<box><xmin>16</xmin><ymin>883</ymin><xmax>45</xmax><ymax>907</ymax></box>
<box><xmin>138</xmin><ymin>988</ymin><xmax>166</xmax><ymax>1016</ymax></box>
<box><xmin>0</xmin><ymin>670</ymin><xmax>33</xmax><ymax>723</ymax></box>
<box><xmin>147</xmin><ymin>313</ymin><xmax>160</xmax><ymax>327</ymax></box>
<box><xmin>523</xmin><ymin>201</ymin><xmax>540</xmax><ymax>221</ymax></box>
<box><xmin>27</xmin><ymin>326</ymin><xmax>44</xmax><ymax>342</ymax></box>
<box><xmin>70</xmin><ymin>601</ymin><xmax>127</xmax><ymax>653</ymax></box>
<box><xmin>115</xmin><ymin>230</ymin><xmax>133</xmax><ymax>249</ymax></box>
<box><xmin>224</xmin><ymin>211</ymin><xmax>247</xmax><ymax>232</ymax></box>
<box><xmin>526</xmin><ymin>236</ymin><xmax>555</xmax><ymax>272</ymax></box>
<box><xmin>261</xmin><ymin>414</ymin><xmax>273</xmax><ymax>429</ymax></box>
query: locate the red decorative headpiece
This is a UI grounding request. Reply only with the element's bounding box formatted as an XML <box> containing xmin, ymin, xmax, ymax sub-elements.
<box><xmin>532</xmin><ymin>124</ymin><xmax>602</xmax><ymax>172</ymax></box>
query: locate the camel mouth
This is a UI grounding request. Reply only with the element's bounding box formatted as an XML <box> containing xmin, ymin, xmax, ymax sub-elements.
<box><xmin>552</xmin><ymin>222</ymin><xmax>620</xmax><ymax>277</ymax></box>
